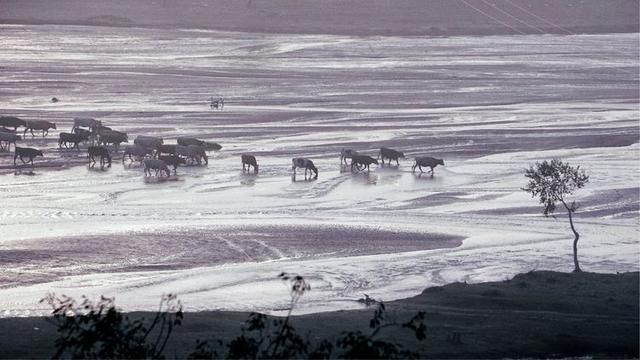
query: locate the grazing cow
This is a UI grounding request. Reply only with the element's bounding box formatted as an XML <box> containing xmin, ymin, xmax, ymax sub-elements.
<box><xmin>0</xmin><ymin>132</ymin><xmax>21</xmax><ymax>152</ymax></box>
<box><xmin>24</xmin><ymin>120</ymin><xmax>56</xmax><ymax>137</ymax></box>
<box><xmin>88</xmin><ymin>146</ymin><xmax>112</xmax><ymax>168</ymax></box>
<box><xmin>158</xmin><ymin>155</ymin><xmax>186</xmax><ymax>173</ymax></box>
<box><xmin>176</xmin><ymin>145</ymin><xmax>208</xmax><ymax>165</ymax></box>
<box><xmin>412</xmin><ymin>156</ymin><xmax>445</xmax><ymax>175</ymax></box>
<box><xmin>241</xmin><ymin>154</ymin><xmax>259</xmax><ymax>174</ymax></box>
<box><xmin>340</xmin><ymin>148</ymin><xmax>358</xmax><ymax>166</ymax></box>
<box><xmin>14</xmin><ymin>146</ymin><xmax>43</xmax><ymax>167</ymax></box>
<box><xmin>292</xmin><ymin>158</ymin><xmax>318</xmax><ymax>179</ymax></box>
<box><xmin>122</xmin><ymin>145</ymin><xmax>153</xmax><ymax>163</ymax></box>
<box><xmin>351</xmin><ymin>154</ymin><xmax>378</xmax><ymax>173</ymax></box>
<box><xmin>155</xmin><ymin>144</ymin><xmax>177</xmax><ymax>157</ymax></box>
<box><xmin>0</xmin><ymin>116</ymin><xmax>26</xmax><ymax>131</ymax></box>
<box><xmin>99</xmin><ymin>130</ymin><xmax>128</xmax><ymax>151</ymax></box>
<box><xmin>58</xmin><ymin>132</ymin><xmax>86</xmax><ymax>150</ymax></box>
<box><xmin>144</xmin><ymin>159</ymin><xmax>171</xmax><ymax>177</ymax></box>
<box><xmin>378</xmin><ymin>147</ymin><xmax>404</xmax><ymax>167</ymax></box>
<box><xmin>134</xmin><ymin>135</ymin><xmax>163</xmax><ymax>150</ymax></box>
<box><xmin>177</xmin><ymin>137</ymin><xmax>222</xmax><ymax>151</ymax></box>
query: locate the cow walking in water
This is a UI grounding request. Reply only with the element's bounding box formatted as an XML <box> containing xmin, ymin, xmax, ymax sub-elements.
<box><xmin>155</xmin><ymin>144</ymin><xmax>177</xmax><ymax>157</ymax></box>
<box><xmin>351</xmin><ymin>154</ymin><xmax>378</xmax><ymax>173</ymax></box>
<box><xmin>378</xmin><ymin>147</ymin><xmax>404</xmax><ymax>167</ymax></box>
<box><xmin>412</xmin><ymin>156</ymin><xmax>445</xmax><ymax>176</ymax></box>
<box><xmin>241</xmin><ymin>154</ymin><xmax>259</xmax><ymax>174</ymax></box>
<box><xmin>0</xmin><ymin>131</ymin><xmax>20</xmax><ymax>152</ymax></box>
<box><xmin>144</xmin><ymin>159</ymin><xmax>171</xmax><ymax>177</ymax></box>
<box><xmin>122</xmin><ymin>145</ymin><xmax>153</xmax><ymax>164</ymax></box>
<box><xmin>72</xmin><ymin>117</ymin><xmax>101</xmax><ymax>143</ymax></box>
<box><xmin>0</xmin><ymin>116</ymin><xmax>26</xmax><ymax>131</ymax></box>
<box><xmin>24</xmin><ymin>120</ymin><xmax>56</xmax><ymax>137</ymax></box>
<box><xmin>292</xmin><ymin>158</ymin><xmax>318</xmax><ymax>180</ymax></box>
<box><xmin>158</xmin><ymin>155</ymin><xmax>185</xmax><ymax>173</ymax></box>
<box><xmin>178</xmin><ymin>137</ymin><xmax>222</xmax><ymax>151</ymax></box>
<box><xmin>176</xmin><ymin>145</ymin><xmax>208</xmax><ymax>165</ymax></box>
<box><xmin>14</xmin><ymin>146</ymin><xmax>43</xmax><ymax>167</ymax></box>
<box><xmin>58</xmin><ymin>132</ymin><xmax>88</xmax><ymax>150</ymax></box>
<box><xmin>88</xmin><ymin>146</ymin><xmax>112</xmax><ymax>169</ymax></box>
<box><xmin>340</xmin><ymin>148</ymin><xmax>358</xmax><ymax>166</ymax></box>
<box><xmin>99</xmin><ymin>130</ymin><xmax>128</xmax><ymax>151</ymax></box>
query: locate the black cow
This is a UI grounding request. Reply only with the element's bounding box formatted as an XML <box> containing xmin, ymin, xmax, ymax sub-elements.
<box><xmin>88</xmin><ymin>146</ymin><xmax>112</xmax><ymax>168</ymax></box>
<box><xmin>241</xmin><ymin>154</ymin><xmax>259</xmax><ymax>174</ymax></box>
<box><xmin>14</xmin><ymin>146</ymin><xmax>43</xmax><ymax>167</ymax></box>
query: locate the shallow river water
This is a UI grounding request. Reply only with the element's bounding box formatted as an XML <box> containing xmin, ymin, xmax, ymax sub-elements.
<box><xmin>0</xmin><ymin>25</ymin><xmax>638</xmax><ymax>316</ymax></box>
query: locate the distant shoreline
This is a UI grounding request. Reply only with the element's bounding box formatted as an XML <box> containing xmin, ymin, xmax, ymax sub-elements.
<box><xmin>0</xmin><ymin>0</ymin><xmax>637</xmax><ymax>37</ymax></box>
<box><xmin>0</xmin><ymin>18</ymin><xmax>637</xmax><ymax>37</ymax></box>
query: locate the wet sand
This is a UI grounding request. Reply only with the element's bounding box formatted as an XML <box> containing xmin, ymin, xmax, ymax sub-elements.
<box><xmin>0</xmin><ymin>24</ymin><xmax>637</xmax><ymax>316</ymax></box>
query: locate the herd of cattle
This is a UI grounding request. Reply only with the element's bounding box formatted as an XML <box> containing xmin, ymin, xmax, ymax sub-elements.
<box><xmin>1</xmin><ymin>115</ymin><xmax>445</xmax><ymax>179</ymax></box>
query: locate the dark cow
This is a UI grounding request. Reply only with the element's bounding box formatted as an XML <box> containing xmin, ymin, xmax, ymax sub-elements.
<box><xmin>14</xmin><ymin>146</ymin><xmax>43</xmax><ymax>167</ymax></box>
<box><xmin>412</xmin><ymin>156</ymin><xmax>445</xmax><ymax>175</ymax></box>
<box><xmin>241</xmin><ymin>154</ymin><xmax>259</xmax><ymax>174</ymax></box>
<box><xmin>72</xmin><ymin>128</ymin><xmax>92</xmax><ymax>142</ymax></box>
<box><xmin>340</xmin><ymin>148</ymin><xmax>358</xmax><ymax>166</ymax></box>
<box><xmin>0</xmin><ymin>132</ymin><xmax>20</xmax><ymax>152</ymax></box>
<box><xmin>351</xmin><ymin>154</ymin><xmax>378</xmax><ymax>173</ymax></box>
<box><xmin>378</xmin><ymin>147</ymin><xmax>404</xmax><ymax>167</ymax></box>
<box><xmin>122</xmin><ymin>145</ymin><xmax>153</xmax><ymax>163</ymax></box>
<box><xmin>158</xmin><ymin>155</ymin><xmax>186</xmax><ymax>173</ymax></box>
<box><xmin>96</xmin><ymin>125</ymin><xmax>113</xmax><ymax>135</ymax></box>
<box><xmin>144</xmin><ymin>159</ymin><xmax>171</xmax><ymax>177</ymax></box>
<box><xmin>292</xmin><ymin>158</ymin><xmax>318</xmax><ymax>179</ymax></box>
<box><xmin>134</xmin><ymin>135</ymin><xmax>163</xmax><ymax>150</ymax></box>
<box><xmin>177</xmin><ymin>137</ymin><xmax>222</xmax><ymax>151</ymax></box>
<box><xmin>58</xmin><ymin>132</ymin><xmax>87</xmax><ymax>150</ymax></box>
<box><xmin>99</xmin><ymin>130</ymin><xmax>128</xmax><ymax>151</ymax></box>
<box><xmin>24</xmin><ymin>120</ymin><xmax>56</xmax><ymax>137</ymax></box>
<box><xmin>155</xmin><ymin>144</ymin><xmax>177</xmax><ymax>157</ymax></box>
<box><xmin>88</xmin><ymin>146</ymin><xmax>112</xmax><ymax>168</ymax></box>
<box><xmin>176</xmin><ymin>145</ymin><xmax>208</xmax><ymax>165</ymax></box>
<box><xmin>0</xmin><ymin>116</ymin><xmax>26</xmax><ymax>131</ymax></box>
<box><xmin>72</xmin><ymin>117</ymin><xmax>101</xmax><ymax>132</ymax></box>
<box><xmin>72</xmin><ymin>117</ymin><xmax>101</xmax><ymax>142</ymax></box>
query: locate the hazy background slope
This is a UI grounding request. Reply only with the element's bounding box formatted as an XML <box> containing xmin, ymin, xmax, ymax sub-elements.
<box><xmin>0</xmin><ymin>0</ymin><xmax>638</xmax><ymax>35</ymax></box>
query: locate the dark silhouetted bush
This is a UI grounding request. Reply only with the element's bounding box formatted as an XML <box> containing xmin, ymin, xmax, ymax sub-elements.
<box><xmin>44</xmin><ymin>273</ymin><xmax>427</xmax><ymax>359</ymax></box>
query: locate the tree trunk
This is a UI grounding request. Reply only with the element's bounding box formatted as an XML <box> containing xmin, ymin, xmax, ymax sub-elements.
<box><xmin>564</xmin><ymin>203</ymin><xmax>581</xmax><ymax>272</ymax></box>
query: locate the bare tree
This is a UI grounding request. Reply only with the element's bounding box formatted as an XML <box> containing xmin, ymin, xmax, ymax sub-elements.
<box><xmin>523</xmin><ymin>159</ymin><xmax>589</xmax><ymax>272</ymax></box>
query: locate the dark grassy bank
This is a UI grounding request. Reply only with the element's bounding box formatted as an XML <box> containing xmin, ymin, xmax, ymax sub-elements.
<box><xmin>1</xmin><ymin>271</ymin><xmax>637</xmax><ymax>358</ymax></box>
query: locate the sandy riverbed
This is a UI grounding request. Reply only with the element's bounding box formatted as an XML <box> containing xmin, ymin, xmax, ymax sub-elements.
<box><xmin>0</xmin><ymin>24</ymin><xmax>637</xmax><ymax>316</ymax></box>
